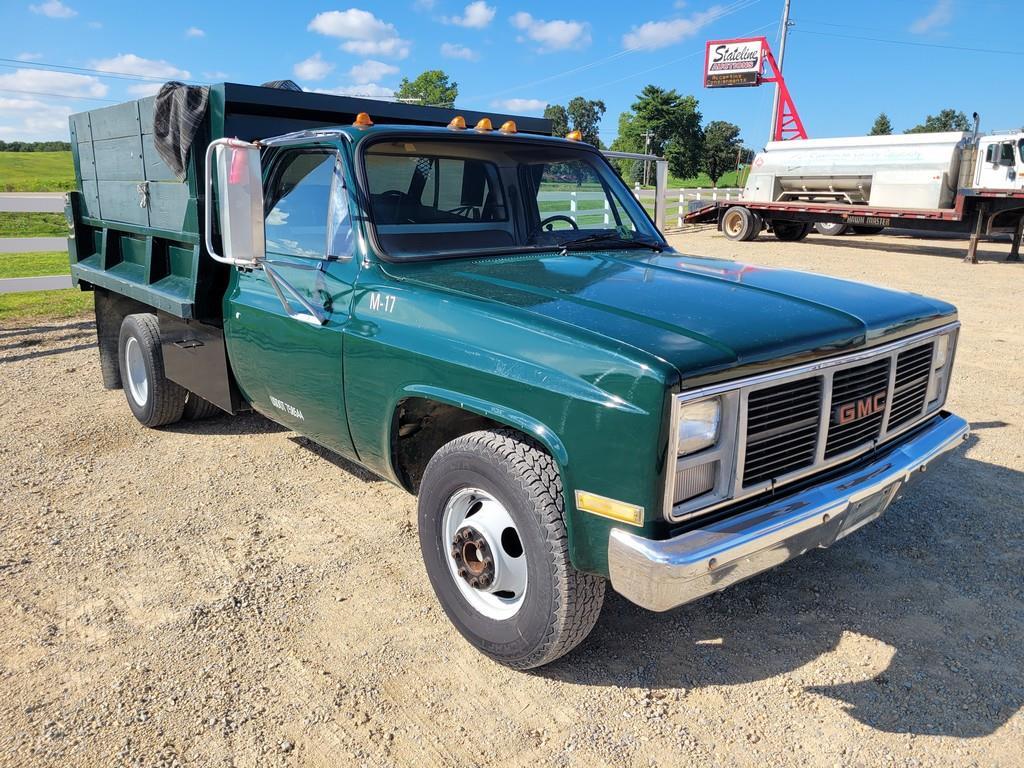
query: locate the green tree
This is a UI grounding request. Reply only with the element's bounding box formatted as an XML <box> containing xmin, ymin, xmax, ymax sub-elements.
<box><xmin>610</xmin><ymin>85</ymin><xmax>703</xmax><ymax>183</ymax></box>
<box><xmin>905</xmin><ymin>108</ymin><xmax>971</xmax><ymax>134</ymax></box>
<box><xmin>701</xmin><ymin>120</ymin><xmax>743</xmax><ymax>187</ymax></box>
<box><xmin>395</xmin><ymin>70</ymin><xmax>458</xmax><ymax>108</ymax></box>
<box><xmin>869</xmin><ymin>112</ymin><xmax>893</xmax><ymax>136</ymax></box>
<box><xmin>543</xmin><ymin>98</ymin><xmax>606</xmax><ymax>145</ymax></box>
<box><xmin>543</xmin><ymin>104</ymin><xmax>569</xmax><ymax>138</ymax></box>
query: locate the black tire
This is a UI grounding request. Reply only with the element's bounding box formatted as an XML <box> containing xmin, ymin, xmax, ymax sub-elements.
<box><xmin>117</xmin><ymin>313</ymin><xmax>186</xmax><ymax>428</ymax></box>
<box><xmin>418</xmin><ymin>428</ymin><xmax>605</xmax><ymax>669</ymax></box>
<box><xmin>773</xmin><ymin>221</ymin><xmax>811</xmax><ymax>241</ymax></box>
<box><xmin>722</xmin><ymin>206</ymin><xmax>760</xmax><ymax>242</ymax></box>
<box><xmin>183</xmin><ymin>392</ymin><xmax>222</xmax><ymax>420</ymax></box>
<box><xmin>850</xmin><ymin>225</ymin><xmax>884</xmax><ymax>235</ymax></box>
<box><xmin>814</xmin><ymin>221</ymin><xmax>849</xmax><ymax>236</ymax></box>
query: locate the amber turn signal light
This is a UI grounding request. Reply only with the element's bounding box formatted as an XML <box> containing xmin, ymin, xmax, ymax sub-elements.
<box><xmin>474</xmin><ymin>117</ymin><xmax>493</xmax><ymax>132</ymax></box>
<box><xmin>447</xmin><ymin>115</ymin><xmax>467</xmax><ymax>130</ymax></box>
<box><xmin>353</xmin><ymin>112</ymin><xmax>374</xmax><ymax>128</ymax></box>
<box><xmin>566</xmin><ymin>129</ymin><xmax>582</xmax><ymax>141</ymax></box>
<box><xmin>499</xmin><ymin>120</ymin><xmax>517</xmax><ymax>134</ymax></box>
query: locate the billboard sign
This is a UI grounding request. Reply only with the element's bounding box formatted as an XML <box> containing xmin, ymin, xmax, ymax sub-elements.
<box><xmin>704</xmin><ymin>38</ymin><xmax>763</xmax><ymax>88</ymax></box>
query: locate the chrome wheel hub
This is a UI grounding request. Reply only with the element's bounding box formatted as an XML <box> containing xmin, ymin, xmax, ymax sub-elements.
<box><xmin>442</xmin><ymin>488</ymin><xmax>527</xmax><ymax>620</ymax></box>
<box><xmin>124</xmin><ymin>336</ymin><xmax>148</xmax><ymax>407</ymax></box>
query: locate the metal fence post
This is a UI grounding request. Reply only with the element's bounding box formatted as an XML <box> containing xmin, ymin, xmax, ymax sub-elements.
<box><xmin>654</xmin><ymin>160</ymin><xmax>668</xmax><ymax>231</ymax></box>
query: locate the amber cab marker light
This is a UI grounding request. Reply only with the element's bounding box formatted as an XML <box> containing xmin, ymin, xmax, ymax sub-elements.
<box><xmin>353</xmin><ymin>112</ymin><xmax>374</xmax><ymax>128</ymax></box>
<box><xmin>447</xmin><ymin>115</ymin><xmax>467</xmax><ymax>130</ymax></box>
<box><xmin>499</xmin><ymin>120</ymin><xmax>517</xmax><ymax>134</ymax></box>
<box><xmin>474</xmin><ymin>117</ymin><xmax>493</xmax><ymax>132</ymax></box>
<box><xmin>566</xmin><ymin>129</ymin><xmax>582</xmax><ymax>141</ymax></box>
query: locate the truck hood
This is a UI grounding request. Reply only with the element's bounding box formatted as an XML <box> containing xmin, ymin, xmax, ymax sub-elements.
<box><xmin>386</xmin><ymin>250</ymin><xmax>956</xmax><ymax>385</ymax></box>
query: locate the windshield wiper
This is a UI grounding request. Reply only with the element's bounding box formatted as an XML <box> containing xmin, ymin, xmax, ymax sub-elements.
<box><xmin>557</xmin><ymin>232</ymin><xmax>664</xmax><ymax>255</ymax></box>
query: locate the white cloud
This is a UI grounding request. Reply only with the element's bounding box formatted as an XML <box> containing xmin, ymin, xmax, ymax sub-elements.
<box><xmin>294</xmin><ymin>53</ymin><xmax>334</xmax><ymax>82</ymax></box>
<box><xmin>29</xmin><ymin>0</ymin><xmax>76</xmax><ymax>18</ymax></box>
<box><xmin>910</xmin><ymin>0</ymin><xmax>953</xmax><ymax>34</ymax></box>
<box><xmin>0</xmin><ymin>68</ymin><xmax>107</xmax><ymax>98</ymax></box>
<box><xmin>0</xmin><ymin>96</ymin><xmax>74</xmax><ymax>140</ymax></box>
<box><xmin>492</xmin><ymin>98</ymin><xmax>546</xmax><ymax>113</ymax></box>
<box><xmin>203</xmin><ymin>70</ymin><xmax>229</xmax><ymax>80</ymax></box>
<box><xmin>510</xmin><ymin>12</ymin><xmax>590</xmax><ymax>52</ymax></box>
<box><xmin>622</xmin><ymin>6</ymin><xmax>724</xmax><ymax>50</ymax></box>
<box><xmin>440</xmin><ymin>42</ymin><xmax>479</xmax><ymax>61</ymax></box>
<box><xmin>444</xmin><ymin>1</ymin><xmax>495</xmax><ymax>28</ymax></box>
<box><xmin>93</xmin><ymin>54</ymin><xmax>191</xmax><ymax>80</ymax></box>
<box><xmin>349</xmin><ymin>59</ymin><xmax>398</xmax><ymax>84</ymax></box>
<box><xmin>185</xmin><ymin>26</ymin><xmax>205</xmax><ymax>38</ymax></box>
<box><xmin>16</xmin><ymin>52</ymin><xmax>44</xmax><ymax>61</ymax></box>
<box><xmin>127</xmin><ymin>82</ymin><xmax>163</xmax><ymax>97</ymax></box>
<box><xmin>308</xmin><ymin>9</ymin><xmax>411</xmax><ymax>59</ymax></box>
<box><xmin>317</xmin><ymin>83</ymin><xmax>395</xmax><ymax>99</ymax></box>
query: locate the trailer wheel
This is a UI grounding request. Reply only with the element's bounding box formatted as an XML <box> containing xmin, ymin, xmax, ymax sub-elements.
<box><xmin>772</xmin><ymin>221</ymin><xmax>811</xmax><ymax>241</ymax></box>
<box><xmin>722</xmin><ymin>206</ymin><xmax>760</xmax><ymax>241</ymax></box>
<box><xmin>118</xmin><ymin>314</ymin><xmax>186</xmax><ymax>428</ymax></box>
<box><xmin>814</xmin><ymin>221</ymin><xmax>848</xmax><ymax>236</ymax></box>
<box><xmin>418</xmin><ymin>428</ymin><xmax>605</xmax><ymax>669</ymax></box>
<box><xmin>183</xmin><ymin>393</ymin><xmax>222</xmax><ymax>421</ymax></box>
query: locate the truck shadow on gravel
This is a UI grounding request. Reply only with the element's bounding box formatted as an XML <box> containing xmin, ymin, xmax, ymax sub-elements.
<box><xmin>792</xmin><ymin>235</ymin><xmax>1017</xmax><ymax>264</ymax></box>
<box><xmin>544</xmin><ymin>438</ymin><xmax>1023</xmax><ymax>739</ymax></box>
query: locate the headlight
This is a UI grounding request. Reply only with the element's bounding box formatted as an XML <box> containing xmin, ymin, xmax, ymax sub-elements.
<box><xmin>934</xmin><ymin>334</ymin><xmax>950</xmax><ymax>370</ymax></box>
<box><xmin>677</xmin><ymin>398</ymin><xmax>721</xmax><ymax>455</ymax></box>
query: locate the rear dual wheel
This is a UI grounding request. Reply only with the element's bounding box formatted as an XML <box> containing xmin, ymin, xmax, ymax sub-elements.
<box><xmin>418</xmin><ymin>429</ymin><xmax>605</xmax><ymax>669</ymax></box>
<box><xmin>722</xmin><ymin>206</ymin><xmax>761</xmax><ymax>242</ymax></box>
<box><xmin>772</xmin><ymin>221</ymin><xmax>811</xmax><ymax>242</ymax></box>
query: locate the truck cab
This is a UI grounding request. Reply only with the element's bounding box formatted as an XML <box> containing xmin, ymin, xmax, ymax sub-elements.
<box><xmin>975</xmin><ymin>132</ymin><xmax>1024</xmax><ymax>191</ymax></box>
<box><xmin>66</xmin><ymin>84</ymin><xmax>969</xmax><ymax>669</ymax></box>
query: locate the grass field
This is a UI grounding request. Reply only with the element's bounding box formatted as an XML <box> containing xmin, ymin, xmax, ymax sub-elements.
<box><xmin>0</xmin><ymin>251</ymin><xmax>86</xmax><ymax>323</ymax></box>
<box><xmin>0</xmin><ymin>212</ymin><xmax>67</xmax><ymax>237</ymax></box>
<box><xmin>0</xmin><ymin>151</ymin><xmax>75</xmax><ymax>192</ymax></box>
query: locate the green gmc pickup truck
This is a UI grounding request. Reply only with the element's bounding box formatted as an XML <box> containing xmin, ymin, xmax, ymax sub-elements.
<box><xmin>67</xmin><ymin>83</ymin><xmax>969</xmax><ymax>669</ymax></box>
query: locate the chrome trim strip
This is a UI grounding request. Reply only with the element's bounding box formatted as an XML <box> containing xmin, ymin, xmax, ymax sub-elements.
<box><xmin>615</xmin><ymin>412</ymin><xmax>969</xmax><ymax>612</ymax></box>
<box><xmin>663</xmin><ymin>322</ymin><xmax>959</xmax><ymax>522</ymax></box>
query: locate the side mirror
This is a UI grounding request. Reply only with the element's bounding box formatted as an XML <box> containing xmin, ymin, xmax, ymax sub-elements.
<box><xmin>204</xmin><ymin>138</ymin><xmax>265</xmax><ymax>266</ymax></box>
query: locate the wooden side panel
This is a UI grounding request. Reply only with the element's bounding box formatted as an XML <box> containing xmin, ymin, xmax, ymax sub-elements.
<box><xmin>89</xmin><ymin>101</ymin><xmax>142</xmax><ymax>140</ymax></box>
<box><xmin>147</xmin><ymin>182</ymin><xmax>191</xmax><ymax>231</ymax></box>
<box><xmin>80</xmin><ymin>179</ymin><xmax>101</xmax><ymax>218</ymax></box>
<box><xmin>96</xmin><ymin>181</ymin><xmax>150</xmax><ymax>226</ymax></box>
<box><xmin>93</xmin><ymin>135</ymin><xmax>145</xmax><ymax>181</ymax></box>
<box><xmin>141</xmin><ymin>134</ymin><xmax>178</xmax><ymax>181</ymax></box>
<box><xmin>77</xmin><ymin>141</ymin><xmax>96</xmax><ymax>180</ymax></box>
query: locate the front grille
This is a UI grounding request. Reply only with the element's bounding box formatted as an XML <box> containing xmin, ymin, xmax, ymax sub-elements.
<box><xmin>888</xmin><ymin>343</ymin><xmax>934</xmax><ymax>429</ymax></box>
<box><xmin>824</xmin><ymin>358</ymin><xmax>890</xmax><ymax>458</ymax></box>
<box><xmin>743</xmin><ymin>378</ymin><xmax>822</xmax><ymax>485</ymax></box>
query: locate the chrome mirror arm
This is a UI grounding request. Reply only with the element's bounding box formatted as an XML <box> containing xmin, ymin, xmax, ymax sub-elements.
<box><xmin>260</xmin><ymin>261</ymin><xmax>328</xmax><ymax>326</ymax></box>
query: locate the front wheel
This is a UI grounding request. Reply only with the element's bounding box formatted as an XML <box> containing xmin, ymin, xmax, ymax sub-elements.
<box><xmin>418</xmin><ymin>429</ymin><xmax>605</xmax><ymax>669</ymax></box>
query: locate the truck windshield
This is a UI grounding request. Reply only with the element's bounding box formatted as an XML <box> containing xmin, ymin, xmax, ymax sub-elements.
<box><xmin>363</xmin><ymin>138</ymin><xmax>662</xmax><ymax>259</ymax></box>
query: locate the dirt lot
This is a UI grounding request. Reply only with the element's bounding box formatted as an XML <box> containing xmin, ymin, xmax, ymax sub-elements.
<box><xmin>1</xmin><ymin>229</ymin><xmax>1021</xmax><ymax>767</ymax></box>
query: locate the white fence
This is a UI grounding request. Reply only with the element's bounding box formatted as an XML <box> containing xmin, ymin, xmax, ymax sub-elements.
<box><xmin>538</xmin><ymin>187</ymin><xmax>739</xmax><ymax>231</ymax></box>
<box><xmin>0</xmin><ymin>192</ymin><xmax>72</xmax><ymax>295</ymax></box>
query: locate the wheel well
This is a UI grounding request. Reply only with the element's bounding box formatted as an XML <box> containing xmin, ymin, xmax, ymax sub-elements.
<box><xmin>392</xmin><ymin>398</ymin><xmax>503</xmax><ymax>493</ymax></box>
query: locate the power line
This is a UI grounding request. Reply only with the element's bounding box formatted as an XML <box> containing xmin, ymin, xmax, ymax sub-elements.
<box><xmin>0</xmin><ymin>56</ymin><xmax>199</xmax><ymax>83</ymax></box>
<box><xmin>455</xmin><ymin>0</ymin><xmax>764</xmax><ymax>107</ymax></box>
<box><xmin>793</xmin><ymin>28</ymin><xmax>1024</xmax><ymax>57</ymax></box>
<box><xmin>0</xmin><ymin>87</ymin><xmax>118</xmax><ymax>102</ymax></box>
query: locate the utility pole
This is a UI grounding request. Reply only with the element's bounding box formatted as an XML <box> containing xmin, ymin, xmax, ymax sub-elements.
<box><xmin>769</xmin><ymin>0</ymin><xmax>793</xmax><ymax>142</ymax></box>
<box><xmin>641</xmin><ymin>129</ymin><xmax>655</xmax><ymax>186</ymax></box>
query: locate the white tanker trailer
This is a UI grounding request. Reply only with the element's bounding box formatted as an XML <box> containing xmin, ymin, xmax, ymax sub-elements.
<box><xmin>685</xmin><ymin>127</ymin><xmax>1024</xmax><ymax>262</ymax></box>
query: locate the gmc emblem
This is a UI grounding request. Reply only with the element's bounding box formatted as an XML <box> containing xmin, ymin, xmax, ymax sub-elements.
<box><xmin>834</xmin><ymin>392</ymin><xmax>886</xmax><ymax>425</ymax></box>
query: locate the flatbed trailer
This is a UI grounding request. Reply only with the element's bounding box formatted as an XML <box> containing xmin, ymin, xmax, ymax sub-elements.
<box><xmin>685</xmin><ymin>189</ymin><xmax>1024</xmax><ymax>263</ymax></box>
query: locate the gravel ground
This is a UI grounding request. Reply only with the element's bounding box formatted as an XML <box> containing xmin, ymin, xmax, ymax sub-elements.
<box><xmin>1</xmin><ymin>228</ymin><xmax>1021</xmax><ymax>767</ymax></box>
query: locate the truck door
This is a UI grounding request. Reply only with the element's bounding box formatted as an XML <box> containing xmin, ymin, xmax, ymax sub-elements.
<box><xmin>976</xmin><ymin>139</ymin><xmax>1018</xmax><ymax>190</ymax></box>
<box><xmin>223</xmin><ymin>144</ymin><xmax>360</xmax><ymax>458</ymax></box>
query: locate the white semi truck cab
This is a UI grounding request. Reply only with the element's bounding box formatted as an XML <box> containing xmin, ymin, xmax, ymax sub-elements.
<box><xmin>974</xmin><ymin>132</ymin><xmax>1024</xmax><ymax>191</ymax></box>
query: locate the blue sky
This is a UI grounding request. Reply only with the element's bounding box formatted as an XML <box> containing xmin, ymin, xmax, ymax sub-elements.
<box><xmin>1</xmin><ymin>0</ymin><xmax>1021</xmax><ymax>147</ymax></box>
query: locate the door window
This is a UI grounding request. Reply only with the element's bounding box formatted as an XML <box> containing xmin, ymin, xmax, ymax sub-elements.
<box><xmin>265</xmin><ymin>150</ymin><xmax>347</xmax><ymax>259</ymax></box>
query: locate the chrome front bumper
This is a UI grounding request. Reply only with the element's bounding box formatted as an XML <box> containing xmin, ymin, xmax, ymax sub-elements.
<box><xmin>608</xmin><ymin>412</ymin><xmax>970</xmax><ymax>612</ymax></box>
